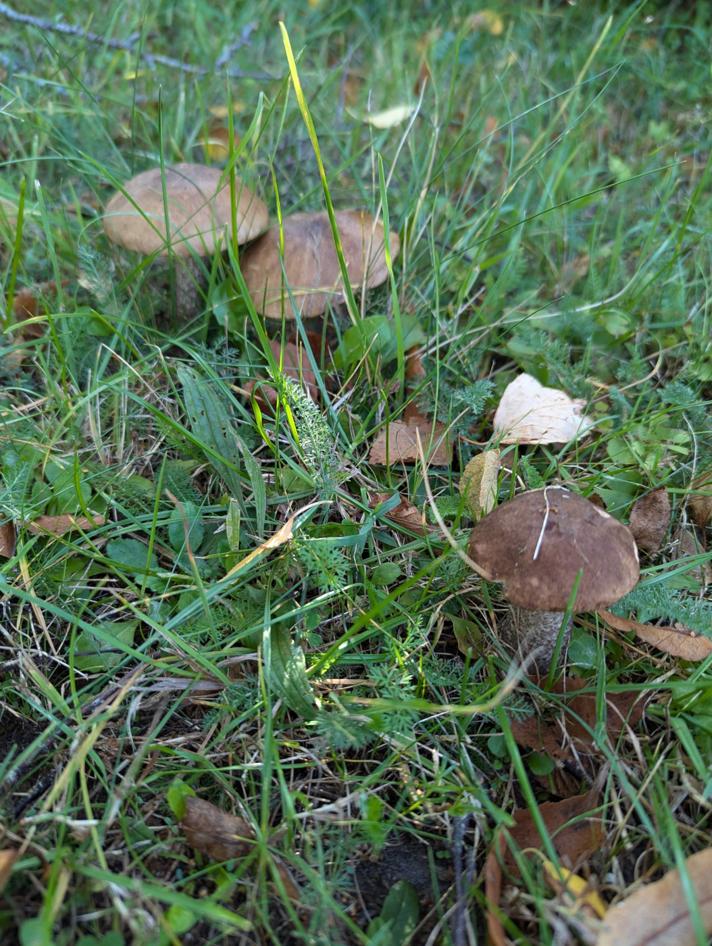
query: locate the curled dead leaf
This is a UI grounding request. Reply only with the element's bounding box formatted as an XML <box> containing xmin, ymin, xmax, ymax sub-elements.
<box><xmin>599</xmin><ymin>610</ymin><xmax>712</xmax><ymax>662</ymax></box>
<box><xmin>369</xmin><ymin>409</ymin><xmax>451</xmax><ymax>466</ymax></box>
<box><xmin>493</xmin><ymin>373</ymin><xmax>595</xmax><ymax>445</ymax></box>
<box><xmin>361</xmin><ymin>104</ymin><xmax>416</xmax><ymax>129</ymax></box>
<box><xmin>689</xmin><ymin>468</ymin><xmax>712</xmax><ymax>529</ymax></box>
<box><xmin>181</xmin><ymin>795</ymin><xmax>254</xmax><ymax>861</ymax></box>
<box><xmin>371</xmin><ymin>492</ymin><xmax>432</xmax><ymax>535</ymax></box>
<box><xmin>629</xmin><ymin>488</ymin><xmax>670</xmax><ymax>555</ymax></box>
<box><xmin>224</xmin><ymin>502</ymin><xmax>322</xmax><ymax>578</ymax></box>
<box><xmin>486</xmin><ymin>789</ymin><xmax>603</xmax><ymax>946</ymax></box>
<box><xmin>459</xmin><ymin>449</ymin><xmax>500</xmax><ymax>518</ymax></box>
<box><xmin>0</xmin><ymin>849</ymin><xmax>18</xmax><ymax>893</ymax></box>
<box><xmin>596</xmin><ymin>847</ymin><xmax>712</xmax><ymax>946</ymax></box>
<box><xmin>0</xmin><ymin>521</ymin><xmax>16</xmax><ymax>558</ymax></box>
<box><xmin>26</xmin><ymin>514</ymin><xmax>106</xmax><ymax>536</ymax></box>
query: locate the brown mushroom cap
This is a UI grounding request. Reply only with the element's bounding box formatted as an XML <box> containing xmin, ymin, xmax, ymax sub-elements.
<box><xmin>103</xmin><ymin>163</ymin><xmax>268</xmax><ymax>257</ymax></box>
<box><xmin>467</xmin><ymin>487</ymin><xmax>639</xmax><ymax>612</ymax></box>
<box><xmin>240</xmin><ymin>210</ymin><xmax>400</xmax><ymax>318</ymax></box>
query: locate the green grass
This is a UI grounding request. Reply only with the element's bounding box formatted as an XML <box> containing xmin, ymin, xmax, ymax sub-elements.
<box><xmin>1</xmin><ymin>2</ymin><xmax>711</xmax><ymax>944</ymax></box>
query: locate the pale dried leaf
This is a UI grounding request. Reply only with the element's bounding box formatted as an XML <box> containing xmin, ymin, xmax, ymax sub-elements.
<box><xmin>556</xmin><ymin>253</ymin><xmax>590</xmax><ymax>293</ymax></box>
<box><xmin>629</xmin><ymin>488</ymin><xmax>670</xmax><ymax>554</ymax></box>
<box><xmin>493</xmin><ymin>373</ymin><xmax>595</xmax><ymax>444</ymax></box>
<box><xmin>689</xmin><ymin>469</ymin><xmax>712</xmax><ymax>528</ymax></box>
<box><xmin>672</xmin><ymin>527</ymin><xmax>711</xmax><ymax>586</ymax></box>
<box><xmin>369</xmin><ymin>411</ymin><xmax>451</xmax><ymax>466</ymax></box>
<box><xmin>27</xmin><ymin>514</ymin><xmax>106</xmax><ymax>536</ymax></box>
<box><xmin>596</xmin><ymin>847</ymin><xmax>712</xmax><ymax>946</ymax></box>
<box><xmin>465</xmin><ymin>10</ymin><xmax>505</xmax><ymax>35</ymax></box>
<box><xmin>459</xmin><ymin>450</ymin><xmax>500</xmax><ymax>517</ymax></box>
<box><xmin>0</xmin><ymin>521</ymin><xmax>15</xmax><ymax>558</ymax></box>
<box><xmin>181</xmin><ymin>796</ymin><xmax>254</xmax><ymax>861</ymax></box>
<box><xmin>362</xmin><ymin>104</ymin><xmax>416</xmax><ymax>129</ymax></box>
<box><xmin>0</xmin><ymin>849</ymin><xmax>18</xmax><ymax>893</ymax></box>
<box><xmin>542</xmin><ymin>859</ymin><xmax>607</xmax><ymax>919</ymax></box>
<box><xmin>599</xmin><ymin>610</ymin><xmax>712</xmax><ymax>661</ymax></box>
<box><xmin>224</xmin><ymin>503</ymin><xmax>318</xmax><ymax>578</ymax></box>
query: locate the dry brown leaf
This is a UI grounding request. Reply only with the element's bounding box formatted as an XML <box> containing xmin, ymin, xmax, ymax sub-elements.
<box><xmin>599</xmin><ymin>610</ymin><xmax>712</xmax><ymax>662</ymax></box>
<box><xmin>369</xmin><ymin>409</ymin><xmax>451</xmax><ymax>466</ymax></box>
<box><xmin>596</xmin><ymin>847</ymin><xmax>712</xmax><ymax>946</ymax></box>
<box><xmin>511</xmin><ymin>676</ymin><xmax>644</xmax><ymax>766</ymax></box>
<box><xmin>181</xmin><ymin>795</ymin><xmax>254</xmax><ymax>861</ymax></box>
<box><xmin>459</xmin><ymin>449</ymin><xmax>500</xmax><ymax>518</ymax></box>
<box><xmin>0</xmin><ymin>521</ymin><xmax>16</xmax><ymax>558</ymax></box>
<box><xmin>629</xmin><ymin>488</ymin><xmax>670</xmax><ymax>554</ymax></box>
<box><xmin>0</xmin><ymin>849</ymin><xmax>18</xmax><ymax>894</ymax></box>
<box><xmin>493</xmin><ymin>373</ymin><xmax>595</xmax><ymax>445</ymax></box>
<box><xmin>405</xmin><ymin>345</ymin><xmax>426</xmax><ymax>380</ymax></box>
<box><xmin>689</xmin><ymin>469</ymin><xmax>712</xmax><ymax>528</ymax></box>
<box><xmin>672</xmin><ymin>526</ymin><xmax>711</xmax><ymax>586</ymax></box>
<box><xmin>246</xmin><ymin>339</ymin><xmax>319</xmax><ymax>408</ymax></box>
<box><xmin>370</xmin><ymin>492</ymin><xmax>432</xmax><ymax>535</ymax></box>
<box><xmin>26</xmin><ymin>514</ymin><xmax>106</xmax><ymax>536</ymax></box>
<box><xmin>486</xmin><ymin>790</ymin><xmax>603</xmax><ymax>946</ymax></box>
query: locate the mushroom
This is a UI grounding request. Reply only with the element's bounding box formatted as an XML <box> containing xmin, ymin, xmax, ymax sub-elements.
<box><xmin>467</xmin><ymin>486</ymin><xmax>639</xmax><ymax>672</ymax></box>
<box><xmin>103</xmin><ymin>163</ymin><xmax>268</xmax><ymax>321</ymax></box>
<box><xmin>240</xmin><ymin>209</ymin><xmax>400</xmax><ymax>319</ymax></box>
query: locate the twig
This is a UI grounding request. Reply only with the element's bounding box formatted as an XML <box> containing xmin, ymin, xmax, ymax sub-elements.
<box><xmin>0</xmin><ymin>3</ymin><xmax>274</xmax><ymax>81</ymax></box>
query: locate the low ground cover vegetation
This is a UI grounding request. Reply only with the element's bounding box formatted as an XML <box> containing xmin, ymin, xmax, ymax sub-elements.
<box><xmin>0</xmin><ymin>2</ymin><xmax>710</xmax><ymax>944</ymax></box>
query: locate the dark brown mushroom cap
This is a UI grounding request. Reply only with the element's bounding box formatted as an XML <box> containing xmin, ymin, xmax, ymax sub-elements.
<box><xmin>240</xmin><ymin>210</ymin><xmax>400</xmax><ymax>318</ymax></box>
<box><xmin>103</xmin><ymin>163</ymin><xmax>268</xmax><ymax>257</ymax></box>
<box><xmin>467</xmin><ymin>487</ymin><xmax>639</xmax><ymax>611</ymax></box>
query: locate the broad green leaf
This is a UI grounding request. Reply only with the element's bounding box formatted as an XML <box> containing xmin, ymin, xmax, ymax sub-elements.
<box><xmin>367</xmin><ymin>881</ymin><xmax>420</xmax><ymax>945</ymax></box>
<box><xmin>334</xmin><ymin>315</ymin><xmax>425</xmax><ymax>370</ymax></box>
<box><xmin>267</xmin><ymin>624</ymin><xmax>318</xmax><ymax>719</ymax></box>
<box><xmin>168</xmin><ymin>501</ymin><xmax>205</xmax><ymax>553</ymax></box>
<box><xmin>74</xmin><ymin>621</ymin><xmax>137</xmax><ymax>671</ymax></box>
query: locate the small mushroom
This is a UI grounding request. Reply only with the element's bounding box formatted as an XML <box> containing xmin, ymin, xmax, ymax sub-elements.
<box><xmin>240</xmin><ymin>209</ymin><xmax>399</xmax><ymax>319</ymax></box>
<box><xmin>103</xmin><ymin>163</ymin><xmax>268</xmax><ymax>320</ymax></box>
<box><xmin>467</xmin><ymin>486</ymin><xmax>639</xmax><ymax>671</ymax></box>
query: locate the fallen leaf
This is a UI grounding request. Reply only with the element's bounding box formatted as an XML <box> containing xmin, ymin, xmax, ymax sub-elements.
<box><xmin>599</xmin><ymin>610</ymin><xmax>712</xmax><ymax>662</ymax></box>
<box><xmin>26</xmin><ymin>514</ymin><xmax>106</xmax><ymax>536</ymax></box>
<box><xmin>369</xmin><ymin>410</ymin><xmax>451</xmax><ymax>466</ymax></box>
<box><xmin>181</xmin><ymin>795</ymin><xmax>254</xmax><ymax>861</ymax></box>
<box><xmin>246</xmin><ymin>339</ymin><xmax>319</xmax><ymax>407</ymax></box>
<box><xmin>465</xmin><ymin>10</ymin><xmax>505</xmax><ymax>35</ymax></box>
<box><xmin>0</xmin><ymin>521</ymin><xmax>15</xmax><ymax>558</ymax></box>
<box><xmin>493</xmin><ymin>373</ymin><xmax>595</xmax><ymax>445</ymax></box>
<box><xmin>203</xmin><ymin>122</ymin><xmax>238</xmax><ymax>162</ymax></box>
<box><xmin>361</xmin><ymin>104</ymin><xmax>416</xmax><ymax>129</ymax></box>
<box><xmin>629</xmin><ymin>488</ymin><xmax>670</xmax><ymax>554</ymax></box>
<box><xmin>224</xmin><ymin>502</ymin><xmax>319</xmax><ymax>578</ymax></box>
<box><xmin>542</xmin><ymin>859</ymin><xmax>607</xmax><ymax>919</ymax></box>
<box><xmin>511</xmin><ymin>676</ymin><xmax>644</xmax><ymax>766</ymax></box>
<box><xmin>486</xmin><ymin>790</ymin><xmax>603</xmax><ymax>946</ymax></box>
<box><xmin>459</xmin><ymin>450</ymin><xmax>500</xmax><ymax>518</ymax></box>
<box><xmin>405</xmin><ymin>345</ymin><xmax>426</xmax><ymax>380</ymax></box>
<box><xmin>689</xmin><ymin>469</ymin><xmax>712</xmax><ymax>528</ymax></box>
<box><xmin>371</xmin><ymin>492</ymin><xmax>432</xmax><ymax>535</ymax></box>
<box><xmin>672</xmin><ymin>526</ymin><xmax>711</xmax><ymax>586</ymax></box>
<box><xmin>0</xmin><ymin>849</ymin><xmax>17</xmax><ymax>894</ymax></box>
<box><xmin>596</xmin><ymin>847</ymin><xmax>712</xmax><ymax>946</ymax></box>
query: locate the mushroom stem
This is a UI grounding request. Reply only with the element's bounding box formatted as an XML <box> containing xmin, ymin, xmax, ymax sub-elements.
<box><xmin>499</xmin><ymin>606</ymin><xmax>571</xmax><ymax>672</ymax></box>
